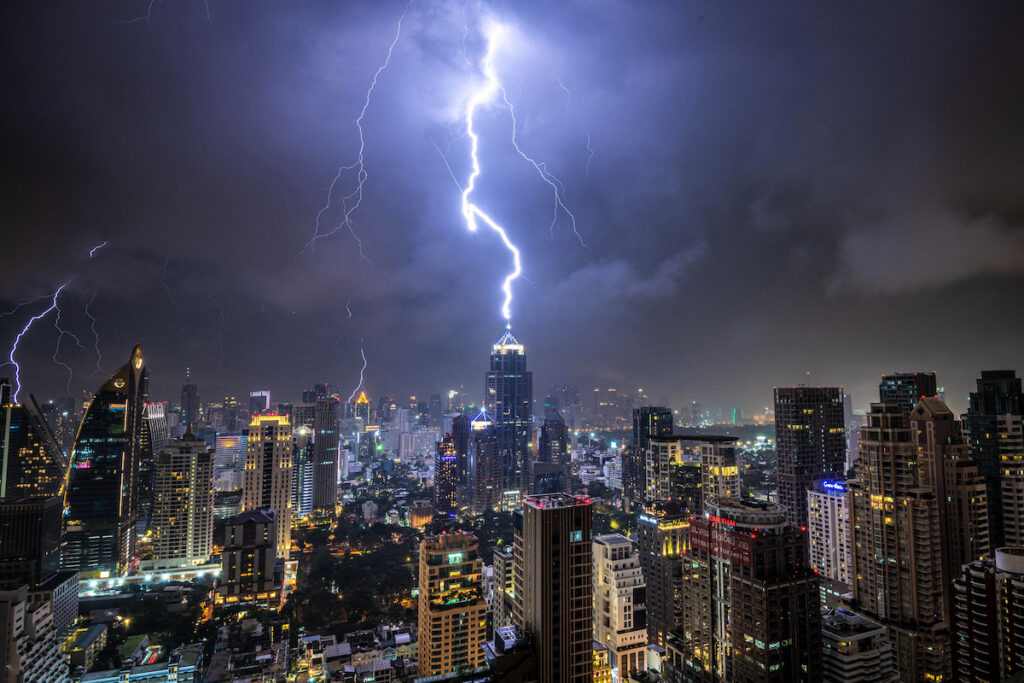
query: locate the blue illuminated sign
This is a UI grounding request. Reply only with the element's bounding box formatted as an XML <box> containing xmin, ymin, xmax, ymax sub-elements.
<box><xmin>822</xmin><ymin>480</ymin><xmax>846</xmax><ymax>493</ymax></box>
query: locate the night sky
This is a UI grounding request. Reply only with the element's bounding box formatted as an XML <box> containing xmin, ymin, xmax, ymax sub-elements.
<box><xmin>2</xmin><ymin>0</ymin><xmax>1023</xmax><ymax>415</ymax></box>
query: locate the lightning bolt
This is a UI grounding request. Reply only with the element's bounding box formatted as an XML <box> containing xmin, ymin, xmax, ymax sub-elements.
<box><xmin>305</xmin><ymin>1</ymin><xmax>412</xmax><ymax>262</ymax></box>
<box><xmin>51</xmin><ymin>302</ymin><xmax>85</xmax><ymax>395</ymax></box>
<box><xmin>345</xmin><ymin>301</ymin><xmax>353</xmax><ymax>318</ymax></box>
<box><xmin>113</xmin><ymin>0</ymin><xmax>161</xmax><ymax>25</ymax></box>
<box><xmin>2</xmin><ymin>282</ymin><xmax>70</xmax><ymax>402</ymax></box>
<box><xmin>84</xmin><ymin>291</ymin><xmax>103</xmax><ymax>373</ymax></box>
<box><xmin>89</xmin><ymin>241</ymin><xmax>109</xmax><ymax>258</ymax></box>
<box><xmin>347</xmin><ymin>342</ymin><xmax>368</xmax><ymax>403</ymax></box>
<box><xmin>585</xmin><ymin>130</ymin><xmax>594</xmax><ymax>177</ymax></box>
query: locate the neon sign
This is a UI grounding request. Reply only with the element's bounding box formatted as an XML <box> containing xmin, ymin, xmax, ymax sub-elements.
<box><xmin>822</xmin><ymin>481</ymin><xmax>846</xmax><ymax>492</ymax></box>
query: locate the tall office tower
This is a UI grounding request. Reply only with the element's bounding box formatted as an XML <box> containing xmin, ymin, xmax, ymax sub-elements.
<box><xmin>637</xmin><ymin>501</ymin><xmax>689</xmax><ymax>647</ymax></box>
<box><xmin>537</xmin><ymin>415</ymin><xmax>569</xmax><ymax>464</ymax></box>
<box><xmin>291</xmin><ymin>425</ymin><xmax>314</xmax><ymax>518</ymax></box>
<box><xmin>216</xmin><ymin>509</ymin><xmax>282</xmax><ymax>608</ymax></box>
<box><xmin>491</xmin><ymin>546</ymin><xmax>516</xmax><ymax>630</ymax></box>
<box><xmin>428</xmin><ymin>393</ymin><xmax>443</xmax><ymax>428</ymax></box>
<box><xmin>63</xmin><ymin>345</ymin><xmax>146</xmax><ymax>577</ymax></box>
<box><xmin>848</xmin><ymin>403</ymin><xmax>949</xmax><ymax>681</ymax></box>
<box><xmin>39</xmin><ymin>396</ymin><xmax>78</xmax><ymax>456</ymax></box>
<box><xmin>352</xmin><ymin>390</ymin><xmax>372</xmax><ymax>425</ymax></box>
<box><xmin>879</xmin><ymin>371</ymin><xmax>937</xmax><ymax>418</ymax></box>
<box><xmin>774</xmin><ymin>386</ymin><xmax>846</xmax><ymax>529</ymax></box>
<box><xmin>679</xmin><ymin>498</ymin><xmax>821</xmax><ymax>682</ymax></box>
<box><xmin>136</xmin><ymin>402</ymin><xmax>170</xmax><ymax>530</ymax></box>
<box><xmin>542</xmin><ymin>394</ymin><xmax>560</xmax><ymax>420</ymax></box>
<box><xmin>417</xmin><ymin>531</ymin><xmax>487</xmax><ymax>677</ymax></box>
<box><xmin>952</xmin><ymin>547</ymin><xmax>1024</xmax><ymax>682</ymax></box>
<box><xmin>512</xmin><ymin>494</ymin><xmax>593</xmax><ymax>683</ymax></box>
<box><xmin>312</xmin><ymin>396</ymin><xmax>340</xmax><ymax>511</ymax></box>
<box><xmin>807</xmin><ymin>481</ymin><xmax>852</xmax><ymax>589</ymax></box>
<box><xmin>434</xmin><ymin>436</ymin><xmax>459</xmax><ymax>515</ymax></box>
<box><xmin>670</xmin><ymin>462</ymin><xmax>703</xmax><ymax>514</ymax></box>
<box><xmin>820</xmin><ymin>609</ymin><xmax>899</xmax><ymax>683</ymax></box>
<box><xmin>698</xmin><ymin>436</ymin><xmax>741</xmax><ymax>506</ymax></box>
<box><xmin>592</xmin><ymin>534</ymin><xmax>647</xmax><ymax>677</ymax></box>
<box><xmin>0</xmin><ymin>384</ymin><xmax>67</xmax><ymax>499</ymax></box>
<box><xmin>628</xmin><ymin>407</ymin><xmax>673</xmax><ymax>505</ymax></box>
<box><xmin>910</xmin><ymin>398</ymin><xmax>990</xmax><ymax>630</ymax></box>
<box><xmin>243</xmin><ymin>415</ymin><xmax>293</xmax><ymax>557</ymax></box>
<box><xmin>144</xmin><ymin>429</ymin><xmax>214</xmax><ymax>571</ymax></box>
<box><xmin>485</xmin><ymin>327</ymin><xmax>533</xmax><ymax>494</ymax></box>
<box><xmin>468</xmin><ymin>412</ymin><xmax>501</xmax><ymax>513</ymax></box>
<box><xmin>180</xmin><ymin>371</ymin><xmax>200</xmax><ymax>428</ymax></box>
<box><xmin>962</xmin><ymin>370</ymin><xmax>1024</xmax><ymax>549</ymax></box>
<box><xmin>289</xmin><ymin>402</ymin><xmax>316</xmax><ymax>430</ymax></box>
<box><xmin>0</xmin><ymin>497</ymin><xmax>62</xmax><ymax>587</ymax></box>
<box><xmin>451</xmin><ymin>414</ymin><xmax>471</xmax><ymax>482</ymax></box>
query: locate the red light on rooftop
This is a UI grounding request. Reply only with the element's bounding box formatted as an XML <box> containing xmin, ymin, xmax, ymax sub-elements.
<box><xmin>800</xmin><ymin>526</ymin><xmax>807</xmax><ymax>532</ymax></box>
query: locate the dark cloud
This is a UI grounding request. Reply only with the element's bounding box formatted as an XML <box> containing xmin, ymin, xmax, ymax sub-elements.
<box><xmin>1</xmin><ymin>0</ymin><xmax>1022</xmax><ymax>415</ymax></box>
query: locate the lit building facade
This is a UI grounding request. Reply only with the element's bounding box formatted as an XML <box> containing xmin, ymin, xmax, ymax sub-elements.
<box><xmin>678</xmin><ymin>498</ymin><xmax>821</xmax><ymax>682</ymax></box>
<box><xmin>637</xmin><ymin>500</ymin><xmax>689</xmax><ymax>648</ymax></box>
<box><xmin>513</xmin><ymin>494</ymin><xmax>593</xmax><ymax>682</ymax></box>
<box><xmin>807</xmin><ymin>481</ymin><xmax>851</xmax><ymax>588</ymax></box>
<box><xmin>242</xmin><ymin>414</ymin><xmax>292</xmax><ymax>557</ymax></box>
<box><xmin>773</xmin><ymin>386</ymin><xmax>846</xmax><ymax>529</ymax></box>
<box><xmin>879</xmin><ymin>372</ymin><xmax>937</xmax><ymax>418</ymax></box>
<box><xmin>485</xmin><ymin>327</ymin><xmax>533</xmax><ymax>494</ymax></box>
<box><xmin>291</xmin><ymin>425</ymin><xmax>314</xmax><ymax>518</ymax></box>
<box><xmin>628</xmin><ymin>407</ymin><xmax>673</xmax><ymax>506</ymax></box>
<box><xmin>434</xmin><ymin>436</ymin><xmax>459</xmax><ymax>515</ymax></box>
<box><xmin>0</xmin><ymin>381</ymin><xmax>67</xmax><ymax>500</ymax></box>
<box><xmin>592</xmin><ymin>534</ymin><xmax>647</xmax><ymax>678</ymax></box>
<box><xmin>848</xmin><ymin>403</ymin><xmax>950</xmax><ymax>681</ymax></box>
<box><xmin>143</xmin><ymin>429</ymin><xmax>214</xmax><ymax>571</ymax></box>
<box><xmin>820</xmin><ymin>609</ymin><xmax>899</xmax><ymax>682</ymax></box>
<box><xmin>216</xmin><ymin>509</ymin><xmax>281</xmax><ymax>608</ymax></box>
<box><xmin>63</xmin><ymin>345</ymin><xmax>147</xmax><ymax>577</ymax></box>
<box><xmin>312</xmin><ymin>396</ymin><xmax>340</xmax><ymax>511</ymax></box>
<box><xmin>417</xmin><ymin>532</ymin><xmax>487</xmax><ymax>677</ymax></box>
<box><xmin>468</xmin><ymin>411</ymin><xmax>501</xmax><ymax>513</ymax></box>
<box><xmin>698</xmin><ymin>437</ymin><xmax>741</xmax><ymax>506</ymax></box>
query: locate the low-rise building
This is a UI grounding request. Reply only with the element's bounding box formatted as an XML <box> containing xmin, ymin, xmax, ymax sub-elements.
<box><xmin>820</xmin><ymin>609</ymin><xmax>899</xmax><ymax>682</ymax></box>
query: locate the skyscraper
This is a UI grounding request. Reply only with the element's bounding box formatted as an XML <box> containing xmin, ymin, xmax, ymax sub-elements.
<box><xmin>773</xmin><ymin>386</ymin><xmax>846</xmax><ymax>529</ymax></box>
<box><xmin>592</xmin><ymin>534</ymin><xmax>647</xmax><ymax>677</ymax></box>
<box><xmin>417</xmin><ymin>531</ymin><xmax>487</xmax><ymax>677</ymax></box>
<box><xmin>698</xmin><ymin>436</ymin><xmax>741</xmax><ymax>504</ymax></box>
<box><xmin>627</xmin><ymin>407</ymin><xmax>672</xmax><ymax>506</ymax></box>
<box><xmin>216</xmin><ymin>509</ymin><xmax>282</xmax><ymax>608</ymax></box>
<box><xmin>434</xmin><ymin>436</ymin><xmax>458</xmax><ymax>515</ymax></box>
<box><xmin>312</xmin><ymin>396</ymin><xmax>340</xmax><ymax>511</ymax></box>
<box><xmin>143</xmin><ymin>428</ymin><xmax>214</xmax><ymax>571</ymax></box>
<box><xmin>879</xmin><ymin>371</ymin><xmax>937</xmax><ymax>418</ymax></box>
<box><xmin>677</xmin><ymin>498</ymin><xmax>821</xmax><ymax>682</ymax></box>
<box><xmin>242</xmin><ymin>415</ymin><xmax>293</xmax><ymax>557</ymax></box>
<box><xmin>952</xmin><ymin>547</ymin><xmax>1024</xmax><ymax>682</ymax></box>
<box><xmin>291</xmin><ymin>425</ymin><xmax>314</xmax><ymax>519</ymax></box>
<box><xmin>249</xmin><ymin>390</ymin><xmax>271</xmax><ymax>416</ymax></box>
<box><xmin>512</xmin><ymin>494</ymin><xmax>593</xmax><ymax>683</ymax></box>
<box><xmin>848</xmin><ymin>403</ymin><xmax>950</xmax><ymax>681</ymax></box>
<box><xmin>636</xmin><ymin>500</ymin><xmax>688</xmax><ymax>648</ymax></box>
<box><xmin>451</xmin><ymin>414</ymin><xmax>471</xmax><ymax>483</ymax></box>
<box><xmin>62</xmin><ymin>345</ymin><xmax>147</xmax><ymax>577</ymax></box>
<box><xmin>537</xmin><ymin>415</ymin><xmax>569</xmax><ymax>465</ymax></box>
<box><xmin>962</xmin><ymin>370</ymin><xmax>1024</xmax><ymax>549</ymax></box>
<box><xmin>136</xmin><ymin>401</ymin><xmax>170</xmax><ymax>531</ymax></box>
<box><xmin>485</xmin><ymin>327</ymin><xmax>533</xmax><ymax>494</ymax></box>
<box><xmin>807</xmin><ymin>481</ymin><xmax>852</xmax><ymax>603</ymax></box>
<box><xmin>0</xmin><ymin>382</ymin><xmax>67</xmax><ymax>500</ymax></box>
<box><xmin>180</xmin><ymin>370</ymin><xmax>200</xmax><ymax>428</ymax></box>
<box><xmin>468</xmin><ymin>411</ymin><xmax>501</xmax><ymax>514</ymax></box>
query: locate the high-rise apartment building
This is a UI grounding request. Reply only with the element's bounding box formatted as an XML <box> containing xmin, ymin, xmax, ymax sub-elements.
<box><xmin>646</xmin><ymin>436</ymin><xmax>682</xmax><ymax>503</ymax></box>
<box><xmin>774</xmin><ymin>386</ymin><xmax>846</xmax><ymax>529</ymax></box>
<box><xmin>180</xmin><ymin>372</ymin><xmax>200</xmax><ymax>428</ymax></box>
<box><xmin>434</xmin><ymin>436</ymin><xmax>459</xmax><ymax>515</ymax></box>
<box><xmin>312</xmin><ymin>396</ymin><xmax>340</xmax><ymax>511</ymax></box>
<box><xmin>592</xmin><ymin>534</ymin><xmax>647</xmax><ymax>677</ymax></box>
<box><xmin>879</xmin><ymin>372</ymin><xmax>937</xmax><ymax>418</ymax></box>
<box><xmin>291</xmin><ymin>425</ymin><xmax>314</xmax><ymax>519</ymax></box>
<box><xmin>807</xmin><ymin>481</ymin><xmax>852</xmax><ymax>589</ymax></box>
<box><xmin>451</xmin><ymin>414</ymin><xmax>471</xmax><ymax>483</ymax></box>
<box><xmin>0</xmin><ymin>384</ymin><xmax>67</xmax><ymax>500</ymax></box>
<box><xmin>468</xmin><ymin>412</ymin><xmax>501</xmax><ymax>514</ymax></box>
<box><xmin>249</xmin><ymin>390</ymin><xmax>271</xmax><ymax>416</ymax></box>
<box><xmin>637</xmin><ymin>500</ymin><xmax>688</xmax><ymax>647</ymax></box>
<box><xmin>242</xmin><ymin>415</ymin><xmax>292</xmax><ymax>557</ymax></box>
<box><xmin>698</xmin><ymin>437</ymin><xmax>741</xmax><ymax>505</ymax></box>
<box><xmin>537</xmin><ymin>415</ymin><xmax>569</xmax><ymax>465</ymax></box>
<box><xmin>627</xmin><ymin>407</ymin><xmax>672</xmax><ymax>505</ymax></box>
<box><xmin>952</xmin><ymin>546</ymin><xmax>1024</xmax><ymax>682</ymax></box>
<box><xmin>485</xmin><ymin>327</ymin><xmax>533</xmax><ymax>494</ymax></box>
<box><xmin>820</xmin><ymin>609</ymin><xmax>899</xmax><ymax>683</ymax></box>
<box><xmin>962</xmin><ymin>370</ymin><xmax>1024</xmax><ymax>549</ymax></box>
<box><xmin>417</xmin><ymin>532</ymin><xmax>487</xmax><ymax>677</ymax></box>
<box><xmin>848</xmin><ymin>403</ymin><xmax>949</xmax><ymax>681</ymax></box>
<box><xmin>513</xmin><ymin>494</ymin><xmax>593</xmax><ymax>682</ymax></box>
<box><xmin>491</xmin><ymin>546</ymin><xmax>515</xmax><ymax>631</ymax></box>
<box><xmin>143</xmin><ymin>429</ymin><xmax>214</xmax><ymax>571</ymax></box>
<box><xmin>0</xmin><ymin>497</ymin><xmax>62</xmax><ymax>587</ymax></box>
<box><xmin>216</xmin><ymin>509</ymin><xmax>282</xmax><ymax>608</ymax></box>
<box><xmin>678</xmin><ymin>498</ymin><xmax>821</xmax><ymax>682</ymax></box>
<box><xmin>63</xmin><ymin>346</ymin><xmax>147</xmax><ymax>577</ymax></box>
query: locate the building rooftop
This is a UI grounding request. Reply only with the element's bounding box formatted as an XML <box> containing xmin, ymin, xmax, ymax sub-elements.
<box><xmin>522</xmin><ymin>493</ymin><xmax>591</xmax><ymax>509</ymax></box>
<box><xmin>650</xmin><ymin>434</ymin><xmax>738</xmax><ymax>444</ymax></box>
<box><xmin>821</xmin><ymin>609</ymin><xmax>885</xmax><ymax>639</ymax></box>
<box><xmin>593</xmin><ymin>533</ymin><xmax>633</xmax><ymax>546</ymax></box>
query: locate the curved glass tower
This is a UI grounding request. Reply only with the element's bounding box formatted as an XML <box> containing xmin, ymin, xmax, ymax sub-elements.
<box><xmin>62</xmin><ymin>345</ymin><xmax>147</xmax><ymax>577</ymax></box>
